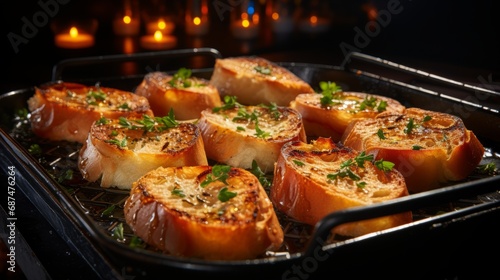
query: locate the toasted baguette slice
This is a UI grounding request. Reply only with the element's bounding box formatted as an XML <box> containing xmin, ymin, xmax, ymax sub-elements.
<box><xmin>209</xmin><ymin>56</ymin><xmax>315</xmax><ymax>106</ymax></box>
<box><xmin>197</xmin><ymin>100</ymin><xmax>306</xmax><ymax>173</ymax></box>
<box><xmin>124</xmin><ymin>165</ymin><xmax>284</xmax><ymax>260</ymax></box>
<box><xmin>290</xmin><ymin>92</ymin><xmax>405</xmax><ymax>141</ymax></box>
<box><xmin>341</xmin><ymin>107</ymin><xmax>485</xmax><ymax>193</ymax></box>
<box><xmin>271</xmin><ymin>137</ymin><xmax>412</xmax><ymax>237</ymax></box>
<box><xmin>27</xmin><ymin>82</ymin><xmax>153</xmax><ymax>143</ymax></box>
<box><xmin>135</xmin><ymin>70</ymin><xmax>222</xmax><ymax>120</ymax></box>
<box><xmin>78</xmin><ymin>114</ymin><xmax>207</xmax><ymax>189</ymax></box>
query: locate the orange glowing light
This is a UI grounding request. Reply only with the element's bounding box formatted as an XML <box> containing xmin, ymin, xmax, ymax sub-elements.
<box><xmin>123</xmin><ymin>15</ymin><xmax>132</xmax><ymax>24</ymax></box>
<box><xmin>193</xmin><ymin>17</ymin><xmax>201</xmax><ymax>25</ymax></box>
<box><xmin>272</xmin><ymin>12</ymin><xmax>279</xmax><ymax>20</ymax></box>
<box><xmin>69</xmin><ymin>27</ymin><xmax>79</xmax><ymax>37</ymax></box>
<box><xmin>158</xmin><ymin>20</ymin><xmax>166</xmax><ymax>30</ymax></box>
<box><xmin>154</xmin><ymin>30</ymin><xmax>163</xmax><ymax>41</ymax></box>
<box><xmin>310</xmin><ymin>15</ymin><xmax>318</xmax><ymax>25</ymax></box>
<box><xmin>241</xmin><ymin>19</ymin><xmax>250</xmax><ymax>28</ymax></box>
<box><xmin>241</xmin><ymin>13</ymin><xmax>249</xmax><ymax>20</ymax></box>
<box><xmin>252</xmin><ymin>14</ymin><xmax>259</xmax><ymax>24</ymax></box>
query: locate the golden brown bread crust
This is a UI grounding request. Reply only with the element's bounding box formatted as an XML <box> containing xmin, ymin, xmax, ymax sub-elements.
<box><xmin>135</xmin><ymin>71</ymin><xmax>222</xmax><ymax>120</ymax></box>
<box><xmin>341</xmin><ymin>107</ymin><xmax>485</xmax><ymax>193</ymax></box>
<box><xmin>197</xmin><ymin>104</ymin><xmax>307</xmax><ymax>173</ymax></box>
<box><xmin>27</xmin><ymin>82</ymin><xmax>153</xmax><ymax>143</ymax></box>
<box><xmin>290</xmin><ymin>92</ymin><xmax>405</xmax><ymax>141</ymax></box>
<box><xmin>124</xmin><ymin>165</ymin><xmax>284</xmax><ymax>260</ymax></box>
<box><xmin>209</xmin><ymin>57</ymin><xmax>315</xmax><ymax>106</ymax></box>
<box><xmin>270</xmin><ymin>137</ymin><xmax>412</xmax><ymax>237</ymax></box>
<box><xmin>78</xmin><ymin>115</ymin><xmax>208</xmax><ymax>189</ymax></box>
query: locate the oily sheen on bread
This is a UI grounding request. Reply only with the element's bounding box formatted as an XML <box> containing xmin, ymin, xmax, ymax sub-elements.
<box><xmin>197</xmin><ymin>97</ymin><xmax>307</xmax><ymax>173</ymax></box>
<box><xmin>209</xmin><ymin>56</ymin><xmax>315</xmax><ymax>106</ymax></box>
<box><xmin>290</xmin><ymin>90</ymin><xmax>405</xmax><ymax>141</ymax></box>
<box><xmin>341</xmin><ymin>107</ymin><xmax>485</xmax><ymax>193</ymax></box>
<box><xmin>270</xmin><ymin>137</ymin><xmax>412</xmax><ymax>237</ymax></box>
<box><xmin>135</xmin><ymin>69</ymin><xmax>222</xmax><ymax>120</ymax></box>
<box><xmin>124</xmin><ymin>165</ymin><xmax>284</xmax><ymax>260</ymax></box>
<box><xmin>27</xmin><ymin>82</ymin><xmax>153</xmax><ymax>143</ymax></box>
<box><xmin>78</xmin><ymin>114</ymin><xmax>207</xmax><ymax>189</ymax></box>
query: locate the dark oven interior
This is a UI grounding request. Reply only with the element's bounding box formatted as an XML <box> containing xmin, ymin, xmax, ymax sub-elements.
<box><xmin>1</xmin><ymin>50</ymin><xmax>500</xmax><ymax>280</ymax></box>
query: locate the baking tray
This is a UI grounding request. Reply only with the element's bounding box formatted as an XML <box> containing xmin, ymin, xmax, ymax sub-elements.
<box><xmin>1</xmin><ymin>49</ymin><xmax>500</xmax><ymax>279</ymax></box>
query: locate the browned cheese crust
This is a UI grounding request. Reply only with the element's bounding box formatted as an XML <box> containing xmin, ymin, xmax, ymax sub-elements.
<box><xmin>28</xmin><ymin>82</ymin><xmax>152</xmax><ymax>143</ymax></box>
<box><xmin>271</xmin><ymin>137</ymin><xmax>412</xmax><ymax>237</ymax></box>
<box><xmin>124</xmin><ymin>165</ymin><xmax>284</xmax><ymax>260</ymax></box>
<box><xmin>341</xmin><ymin>107</ymin><xmax>485</xmax><ymax>193</ymax></box>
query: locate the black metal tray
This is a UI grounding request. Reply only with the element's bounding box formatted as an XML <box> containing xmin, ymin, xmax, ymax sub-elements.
<box><xmin>1</xmin><ymin>49</ymin><xmax>500</xmax><ymax>280</ymax></box>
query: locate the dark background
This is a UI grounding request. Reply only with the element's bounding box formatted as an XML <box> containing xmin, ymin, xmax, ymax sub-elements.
<box><xmin>1</xmin><ymin>0</ymin><xmax>499</xmax><ymax>94</ymax></box>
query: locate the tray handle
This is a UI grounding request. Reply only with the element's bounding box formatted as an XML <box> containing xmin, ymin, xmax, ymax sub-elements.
<box><xmin>51</xmin><ymin>47</ymin><xmax>223</xmax><ymax>81</ymax></box>
<box><xmin>341</xmin><ymin>51</ymin><xmax>500</xmax><ymax>98</ymax></box>
<box><xmin>304</xmin><ymin>176</ymin><xmax>500</xmax><ymax>257</ymax></box>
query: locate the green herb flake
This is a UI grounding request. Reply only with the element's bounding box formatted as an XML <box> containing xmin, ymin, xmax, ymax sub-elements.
<box><xmin>16</xmin><ymin>108</ymin><xmax>29</xmax><ymax>119</ymax></box>
<box><xmin>250</xmin><ymin>160</ymin><xmax>271</xmax><ymax>188</ymax></box>
<box><xmin>476</xmin><ymin>162</ymin><xmax>497</xmax><ymax>175</ymax></box>
<box><xmin>319</xmin><ymin>81</ymin><xmax>343</xmax><ymax>106</ymax></box>
<box><xmin>404</xmin><ymin>118</ymin><xmax>415</xmax><ymax>135</ymax></box>
<box><xmin>212</xmin><ymin>95</ymin><xmax>241</xmax><ymax>112</ymax></box>
<box><xmin>412</xmin><ymin>145</ymin><xmax>424</xmax><ymax>150</ymax></box>
<box><xmin>28</xmin><ymin>144</ymin><xmax>42</xmax><ymax>156</ymax></box>
<box><xmin>374</xmin><ymin>159</ymin><xmax>395</xmax><ymax>172</ymax></box>
<box><xmin>293</xmin><ymin>160</ymin><xmax>305</xmax><ymax>167</ymax></box>
<box><xmin>254</xmin><ymin>66</ymin><xmax>272</xmax><ymax>75</ymax></box>
<box><xmin>218</xmin><ymin>187</ymin><xmax>237</xmax><ymax>202</ymax></box>
<box><xmin>200</xmin><ymin>164</ymin><xmax>231</xmax><ymax>187</ymax></box>
<box><xmin>423</xmin><ymin>115</ymin><xmax>432</xmax><ymax>122</ymax></box>
<box><xmin>377</xmin><ymin>129</ymin><xmax>386</xmax><ymax>140</ymax></box>
<box><xmin>171</xmin><ymin>187</ymin><xmax>185</xmax><ymax>198</ymax></box>
<box><xmin>112</xmin><ymin>223</ymin><xmax>124</xmax><ymax>241</ymax></box>
<box><xmin>101</xmin><ymin>204</ymin><xmax>116</xmax><ymax>217</ymax></box>
<box><xmin>168</xmin><ymin>68</ymin><xmax>193</xmax><ymax>88</ymax></box>
<box><xmin>129</xmin><ymin>236</ymin><xmax>145</xmax><ymax>248</ymax></box>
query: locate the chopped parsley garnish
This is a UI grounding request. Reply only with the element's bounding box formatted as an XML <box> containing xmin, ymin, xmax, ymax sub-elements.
<box><xmin>96</xmin><ymin>117</ymin><xmax>109</xmax><ymax>125</ymax></box>
<box><xmin>476</xmin><ymin>162</ymin><xmax>497</xmax><ymax>175</ymax></box>
<box><xmin>254</xmin><ymin>65</ymin><xmax>272</xmax><ymax>75</ymax></box>
<box><xmin>326</xmin><ymin>151</ymin><xmax>394</xmax><ymax>188</ymax></box>
<box><xmin>101</xmin><ymin>204</ymin><xmax>116</xmax><ymax>217</ymax></box>
<box><xmin>404</xmin><ymin>118</ymin><xmax>415</xmax><ymax>135</ymax></box>
<box><xmin>200</xmin><ymin>165</ymin><xmax>237</xmax><ymax>202</ymax></box>
<box><xmin>171</xmin><ymin>187</ymin><xmax>185</xmax><ymax>198</ymax></box>
<box><xmin>259</xmin><ymin>102</ymin><xmax>281</xmax><ymax>120</ymax></box>
<box><xmin>412</xmin><ymin>145</ymin><xmax>424</xmax><ymax>150</ymax></box>
<box><xmin>254</xmin><ymin>121</ymin><xmax>270</xmax><ymax>139</ymax></box>
<box><xmin>16</xmin><ymin>108</ymin><xmax>29</xmax><ymax>119</ymax></box>
<box><xmin>117</xmin><ymin>110</ymin><xmax>178</xmax><ymax>132</ymax></box>
<box><xmin>212</xmin><ymin>95</ymin><xmax>242</xmax><ymax>112</ymax></box>
<box><xmin>28</xmin><ymin>144</ymin><xmax>42</xmax><ymax>156</ymax></box>
<box><xmin>374</xmin><ymin>159</ymin><xmax>395</xmax><ymax>172</ymax></box>
<box><xmin>423</xmin><ymin>115</ymin><xmax>432</xmax><ymax>122</ymax></box>
<box><xmin>293</xmin><ymin>160</ymin><xmax>305</xmax><ymax>167</ymax></box>
<box><xmin>200</xmin><ymin>164</ymin><xmax>231</xmax><ymax>187</ymax></box>
<box><xmin>377</xmin><ymin>129</ymin><xmax>386</xmax><ymax>140</ymax></box>
<box><xmin>358</xmin><ymin>96</ymin><xmax>387</xmax><ymax>112</ymax></box>
<box><xmin>57</xmin><ymin>169</ymin><xmax>74</xmax><ymax>183</ymax></box>
<box><xmin>112</xmin><ymin>223</ymin><xmax>124</xmax><ymax>241</ymax></box>
<box><xmin>106</xmin><ymin>137</ymin><xmax>127</xmax><ymax>148</ymax></box>
<box><xmin>129</xmin><ymin>236</ymin><xmax>145</xmax><ymax>248</ymax></box>
<box><xmin>118</xmin><ymin>103</ymin><xmax>131</xmax><ymax>111</ymax></box>
<box><xmin>86</xmin><ymin>89</ymin><xmax>107</xmax><ymax>105</ymax></box>
<box><xmin>250</xmin><ymin>160</ymin><xmax>271</xmax><ymax>188</ymax></box>
<box><xmin>168</xmin><ymin>67</ymin><xmax>193</xmax><ymax>88</ymax></box>
<box><xmin>318</xmin><ymin>81</ymin><xmax>343</xmax><ymax>106</ymax></box>
<box><xmin>217</xmin><ymin>187</ymin><xmax>237</xmax><ymax>202</ymax></box>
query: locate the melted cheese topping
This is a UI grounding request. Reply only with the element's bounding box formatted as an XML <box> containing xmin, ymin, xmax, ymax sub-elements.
<box><xmin>285</xmin><ymin>144</ymin><xmax>403</xmax><ymax>202</ymax></box>
<box><xmin>42</xmin><ymin>84</ymin><xmax>149</xmax><ymax>112</ymax></box>
<box><xmin>354</xmin><ymin>110</ymin><xmax>463</xmax><ymax>155</ymax></box>
<box><xmin>137</xmin><ymin>166</ymin><xmax>261</xmax><ymax>224</ymax></box>
<box><xmin>92</xmin><ymin>118</ymin><xmax>198</xmax><ymax>153</ymax></box>
<box><xmin>208</xmin><ymin>106</ymin><xmax>302</xmax><ymax>140</ymax></box>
